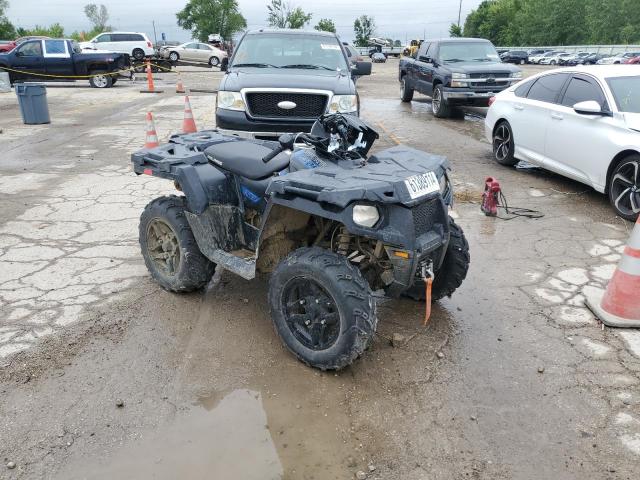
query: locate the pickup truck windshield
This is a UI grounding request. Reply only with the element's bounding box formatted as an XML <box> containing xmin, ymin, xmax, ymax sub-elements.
<box><xmin>438</xmin><ymin>42</ymin><xmax>500</xmax><ymax>63</ymax></box>
<box><xmin>607</xmin><ymin>76</ymin><xmax>640</xmax><ymax>113</ymax></box>
<box><xmin>231</xmin><ymin>33</ymin><xmax>348</xmax><ymax>71</ymax></box>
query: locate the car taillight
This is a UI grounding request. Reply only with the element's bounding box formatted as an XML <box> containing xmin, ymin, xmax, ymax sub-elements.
<box><xmin>147</xmin><ymin>41</ymin><xmax>152</xmax><ymax>48</ymax></box>
<box><xmin>488</xmin><ymin>96</ymin><xmax>497</xmax><ymax>107</ymax></box>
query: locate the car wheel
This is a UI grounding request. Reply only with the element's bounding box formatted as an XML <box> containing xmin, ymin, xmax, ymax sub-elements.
<box><xmin>431</xmin><ymin>84</ymin><xmax>452</xmax><ymax>118</ymax></box>
<box><xmin>169</xmin><ymin>51</ymin><xmax>179</xmax><ymax>62</ymax></box>
<box><xmin>209</xmin><ymin>56</ymin><xmax>220</xmax><ymax>67</ymax></box>
<box><xmin>268</xmin><ymin>247</ymin><xmax>377</xmax><ymax>370</ymax></box>
<box><xmin>400</xmin><ymin>77</ymin><xmax>414</xmax><ymax>102</ymax></box>
<box><xmin>492</xmin><ymin>121</ymin><xmax>517</xmax><ymax>166</ymax></box>
<box><xmin>139</xmin><ymin>196</ymin><xmax>216</xmax><ymax>291</ymax></box>
<box><xmin>608</xmin><ymin>155</ymin><xmax>640</xmax><ymax>221</ymax></box>
<box><xmin>89</xmin><ymin>71</ymin><xmax>113</xmax><ymax>88</ymax></box>
<box><xmin>520</xmin><ymin>58</ymin><xmax>525</xmax><ymax>65</ymax></box>
<box><xmin>132</xmin><ymin>48</ymin><xmax>145</xmax><ymax>61</ymax></box>
<box><xmin>550</xmin><ymin>60</ymin><xmax>556</xmax><ymax>65</ymax></box>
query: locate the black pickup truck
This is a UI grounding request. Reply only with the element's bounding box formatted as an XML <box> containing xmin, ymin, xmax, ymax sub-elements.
<box><xmin>399</xmin><ymin>37</ymin><xmax>522</xmax><ymax>118</ymax></box>
<box><xmin>0</xmin><ymin>38</ymin><xmax>129</xmax><ymax>88</ymax></box>
<box><xmin>215</xmin><ymin>29</ymin><xmax>372</xmax><ymax>139</ymax></box>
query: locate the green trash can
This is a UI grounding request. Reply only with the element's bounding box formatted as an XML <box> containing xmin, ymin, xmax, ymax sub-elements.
<box><xmin>15</xmin><ymin>83</ymin><xmax>51</xmax><ymax>124</ymax></box>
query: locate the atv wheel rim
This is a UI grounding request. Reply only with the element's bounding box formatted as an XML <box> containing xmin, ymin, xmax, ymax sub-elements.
<box><xmin>147</xmin><ymin>218</ymin><xmax>181</xmax><ymax>277</ymax></box>
<box><xmin>493</xmin><ymin>124</ymin><xmax>511</xmax><ymax>161</ymax></box>
<box><xmin>432</xmin><ymin>88</ymin><xmax>441</xmax><ymax>114</ymax></box>
<box><xmin>281</xmin><ymin>278</ymin><xmax>340</xmax><ymax>351</ymax></box>
<box><xmin>93</xmin><ymin>75</ymin><xmax>108</xmax><ymax>88</ymax></box>
<box><xmin>611</xmin><ymin>159</ymin><xmax>640</xmax><ymax>217</ymax></box>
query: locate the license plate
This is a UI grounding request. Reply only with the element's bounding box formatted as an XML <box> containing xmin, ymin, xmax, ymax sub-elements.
<box><xmin>404</xmin><ymin>171</ymin><xmax>439</xmax><ymax>199</ymax></box>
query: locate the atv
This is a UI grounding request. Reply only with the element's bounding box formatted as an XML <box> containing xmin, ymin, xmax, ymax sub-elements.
<box><xmin>131</xmin><ymin>114</ymin><xmax>469</xmax><ymax>370</ymax></box>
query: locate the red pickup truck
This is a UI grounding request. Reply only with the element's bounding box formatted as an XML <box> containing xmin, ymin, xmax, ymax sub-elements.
<box><xmin>0</xmin><ymin>41</ymin><xmax>16</xmax><ymax>53</ymax></box>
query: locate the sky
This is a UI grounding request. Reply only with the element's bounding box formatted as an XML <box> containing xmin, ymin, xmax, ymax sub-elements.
<box><xmin>6</xmin><ymin>0</ymin><xmax>484</xmax><ymax>43</ymax></box>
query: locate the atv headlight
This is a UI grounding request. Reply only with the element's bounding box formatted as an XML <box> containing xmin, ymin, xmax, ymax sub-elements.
<box><xmin>329</xmin><ymin>95</ymin><xmax>357</xmax><ymax>113</ymax></box>
<box><xmin>353</xmin><ymin>205</ymin><xmax>380</xmax><ymax>228</ymax></box>
<box><xmin>216</xmin><ymin>91</ymin><xmax>245</xmax><ymax>111</ymax></box>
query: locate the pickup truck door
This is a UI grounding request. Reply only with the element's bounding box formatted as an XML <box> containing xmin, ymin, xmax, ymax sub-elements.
<box><xmin>11</xmin><ymin>40</ymin><xmax>46</xmax><ymax>80</ymax></box>
<box><xmin>416</xmin><ymin>42</ymin><xmax>434</xmax><ymax>96</ymax></box>
<box><xmin>43</xmin><ymin>39</ymin><xmax>73</xmax><ymax>78</ymax></box>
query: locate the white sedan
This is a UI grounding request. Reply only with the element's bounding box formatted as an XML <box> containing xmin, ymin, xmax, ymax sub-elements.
<box><xmin>485</xmin><ymin>66</ymin><xmax>640</xmax><ymax>221</ymax></box>
<box><xmin>161</xmin><ymin>41</ymin><xmax>227</xmax><ymax>67</ymax></box>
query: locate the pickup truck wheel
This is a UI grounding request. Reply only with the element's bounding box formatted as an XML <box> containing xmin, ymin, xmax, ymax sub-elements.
<box><xmin>139</xmin><ymin>195</ymin><xmax>216</xmax><ymax>292</ymax></box>
<box><xmin>431</xmin><ymin>84</ymin><xmax>452</xmax><ymax>118</ymax></box>
<box><xmin>169</xmin><ymin>52</ymin><xmax>179</xmax><ymax>62</ymax></box>
<box><xmin>132</xmin><ymin>48</ymin><xmax>145</xmax><ymax>61</ymax></box>
<box><xmin>403</xmin><ymin>218</ymin><xmax>470</xmax><ymax>301</ymax></box>
<box><xmin>89</xmin><ymin>72</ymin><xmax>113</xmax><ymax>88</ymax></box>
<box><xmin>268</xmin><ymin>247</ymin><xmax>377</xmax><ymax>371</ymax></box>
<box><xmin>400</xmin><ymin>78</ymin><xmax>414</xmax><ymax>102</ymax></box>
<box><xmin>492</xmin><ymin>121</ymin><xmax>517</xmax><ymax>166</ymax></box>
<box><xmin>209</xmin><ymin>56</ymin><xmax>220</xmax><ymax>67</ymax></box>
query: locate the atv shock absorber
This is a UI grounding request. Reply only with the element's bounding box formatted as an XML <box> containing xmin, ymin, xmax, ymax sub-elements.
<box><xmin>336</xmin><ymin>228</ymin><xmax>352</xmax><ymax>256</ymax></box>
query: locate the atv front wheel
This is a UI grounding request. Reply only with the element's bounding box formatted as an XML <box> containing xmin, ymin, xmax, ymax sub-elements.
<box><xmin>139</xmin><ymin>195</ymin><xmax>215</xmax><ymax>292</ymax></box>
<box><xmin>268</xmin><ymin>247</ymin><xmax>377</xmax><ymax>370</ymax></box>
<box><xmin>405</xmin><ymin>217</ymin><xmax>470</xmax><ymax>301</ymax></box>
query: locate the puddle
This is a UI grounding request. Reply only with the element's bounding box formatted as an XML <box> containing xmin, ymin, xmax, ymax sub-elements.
<box><xmin>57</xmin><ymin>389</ymin><xmax>283</xmax><ymax>480</ymax></box>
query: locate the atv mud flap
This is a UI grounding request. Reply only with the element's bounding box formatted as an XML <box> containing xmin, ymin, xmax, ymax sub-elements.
<box><xmin>185</xmin><ymin>206</ymin><xmax>259</xmax><ymax>280</ymax></box>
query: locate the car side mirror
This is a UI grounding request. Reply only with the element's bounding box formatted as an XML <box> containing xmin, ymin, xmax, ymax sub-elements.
<box><xmin>419</xmin><ymin>55</ymin><xmax>433</xmax><ymax>63</ymax></box>
<box><xmin>15</xmin><ymin>51</ymin><xmax>22</xmax><ymax>57</ymax></box>
<box><xmin>573</xmin><ymin>100</ymin><xmax>610</xmax><ymax>116</ymax></box>
<box><xmin>352</xmin><ymin>61</ymin><xmax>371</xmax><ymax>76</ymax></box>
<box><xmin>220</xmin><ymin>57</ymin><xmax>228</xmax><ymax>72</ymax></box>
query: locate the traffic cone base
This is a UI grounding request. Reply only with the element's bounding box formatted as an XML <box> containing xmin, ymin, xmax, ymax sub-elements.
<box><xmin>176</xmin><ymin>74</ymin><xmax>185</xmax><ymax>93</ymax></box>
<box><xmin>583</xmin><ymin>216</ymin><xmax>640</xmax><ymax>328</ymax></box>
<box><xmin>144</xmin><ymin>112</ymin><xmax>160</xmax><ymax>149</ymax></box>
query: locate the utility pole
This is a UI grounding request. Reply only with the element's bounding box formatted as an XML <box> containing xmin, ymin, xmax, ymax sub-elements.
<box><xmin>457</xmin><ymin>0</ymin><xmax>463</xmax><ymax>27</ymax></box>
<box><xmin>152</xmin><ymin>20</ymin><xmax>158</xmax><ymax>45</ymax></box>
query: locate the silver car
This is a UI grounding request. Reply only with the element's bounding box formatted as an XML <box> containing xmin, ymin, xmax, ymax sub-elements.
<box><xmin>162</xmin><ymin>42</ymin><xmax>227</xmax><ymax>66</ymax></box>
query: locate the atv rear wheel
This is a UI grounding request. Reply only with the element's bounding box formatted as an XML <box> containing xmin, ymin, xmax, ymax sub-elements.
<box><xmin>268</xmin><ymin>247</ymin><xmax>377</xmax><ymax>370</ymax></box>
<box><xmin>404</xmin><ymin>217</ymin><xmax>470</xmax><ymax>301</ymax></box>
<box><xmin>139</xmin><ymin>195</ymin><xmax>215</xmax><ymax>292</ymax></box>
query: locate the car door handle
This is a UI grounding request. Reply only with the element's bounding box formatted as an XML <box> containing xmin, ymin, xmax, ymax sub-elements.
<box><xmin>513</xmin><ymin>105</ymin><xmax>524</xmax><ymax>111</ymax></box>
<box><xmin>551</xmin><ymin>113</ymin><xmax>563</xmax><ymax>120</ymax></box>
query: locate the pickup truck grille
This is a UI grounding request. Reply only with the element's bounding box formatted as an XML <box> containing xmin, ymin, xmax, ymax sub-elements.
<box><xmin>245</xmin><ymin>92</ymin><xmax>329</xmax><ymax>119</ymax></box>
<box><xmin>469</xmin><ymin>72</ymin><xmax>511</xmax><ymax>79</ymax></box>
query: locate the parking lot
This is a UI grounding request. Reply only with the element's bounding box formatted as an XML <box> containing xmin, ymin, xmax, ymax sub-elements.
<box><xmin>1</xmin><ymin>59</ymin><xmax>640</xmax><ymax>479</ymax></box>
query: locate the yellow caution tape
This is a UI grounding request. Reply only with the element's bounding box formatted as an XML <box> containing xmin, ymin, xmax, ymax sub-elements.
<box><xmin>0</xmin><ymin>62</ymin><xmax>176</xmax><ymax>79</ymax></box>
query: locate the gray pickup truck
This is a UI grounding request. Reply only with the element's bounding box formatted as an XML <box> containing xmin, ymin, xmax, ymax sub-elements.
<box><xmin>398</xmin><ymin>37</ymin><xmax>522</xmax><ymax>118</ymax></box>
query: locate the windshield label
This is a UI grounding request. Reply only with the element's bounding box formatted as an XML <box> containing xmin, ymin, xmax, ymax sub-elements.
<box><xmin>321</xmin><ymin>44</ymin><xmax>341</xmax><ymax>50</ymax></box>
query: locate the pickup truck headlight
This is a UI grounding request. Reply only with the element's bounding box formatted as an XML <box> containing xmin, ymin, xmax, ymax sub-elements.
<box><xmin>329</xmin><ymin>95</ymin><xmax>357</xmax><ymax>113</ymax></box>
<box><xmin>216</xmin><ymin>91</ymin><xmax>245</xmax><ymax>111</ymax></box>
<box><xmin>353</xmin><ymin>205</ymin><xmax>380</xmax><ymax>228</ymax></box>
<box><xmin>450</xmin><ymin>73</ymin><xmax>469</xmax><ymax>88</ymax></box>
<box><xmin>510</xmin><ymin>72</ymin><xmax>522</xmax><ymax>79</ymax></box>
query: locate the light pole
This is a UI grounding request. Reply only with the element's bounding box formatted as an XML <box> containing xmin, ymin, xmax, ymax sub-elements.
<box><xmin>457</xmin><ymin>0</ymin><xmax>463</xmax><ymax>27</ymax></box>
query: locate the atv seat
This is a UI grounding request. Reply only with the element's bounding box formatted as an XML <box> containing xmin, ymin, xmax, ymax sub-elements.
<box><xmin>204</xmin><ymin>142</ymin><xmax>290</xmax><ymax>180</ymax></box>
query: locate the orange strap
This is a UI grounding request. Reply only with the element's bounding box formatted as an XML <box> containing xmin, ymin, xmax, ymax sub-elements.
<box><xmin>423</xmin><ymin>277</ymin><xmax>433</xmax><ymax>326</ymax></box>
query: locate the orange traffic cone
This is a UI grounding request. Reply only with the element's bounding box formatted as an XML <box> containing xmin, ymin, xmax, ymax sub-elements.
<box><xmin>140</xmin><ymin>60</ymin><xmax>163</xmax><ymax>93</ymax></box>
<box><xmin>176</xmin><ymin>73</ymin><xmax>185</xmax><ymax>93</ymax></box>
<box><xmin>144</xmin><ymin>112</ymin><xmax>159</xmax><ymax>149</ymax></box>
<box><xmin>585</xmin><ymin>215</ymin><xmax>640</xmax><ymax>327</ymax></box>
<box><xmin>182</xmin><ymin>95</ymin><xmax>197</xmax><ymax>134</ymax></box>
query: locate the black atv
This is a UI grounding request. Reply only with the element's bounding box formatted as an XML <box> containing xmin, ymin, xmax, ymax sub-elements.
<box><xmin>132</xmin><ymin>114</ymin><xmax>469</xmax><ymax>370</ymax></box>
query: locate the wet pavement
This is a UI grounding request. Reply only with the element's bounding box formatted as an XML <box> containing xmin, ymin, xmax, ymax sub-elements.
<box><xmin>1</xmin><ymin>61</ymin><xmax>639</xmax><ymax>479</ymax></box>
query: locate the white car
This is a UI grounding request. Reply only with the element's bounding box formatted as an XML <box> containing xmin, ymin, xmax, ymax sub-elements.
<box><xmin>161</xmin><ymin>42</ymin><xmax>227</xmax><ymax>67</ymax></box>
<box><xmin>485</xmin><ymin>66</ymin><xmax>640</xmax><ymax>221</ymax></box>
<box><xmin>80</xmin><ymin>31</ymin><xmax>154</xmax><ymax>60</ymax></box>
<box><xmin>597</xmin><ymin>52</ymin><xmax>640</xmax><ymax>65</ymax></box>
<box><xmin>529</xmin><ymin>51</ymin><xmax>556</xmax><ymax>64</ymax></box>
<box><xmin>539</xmin><ymin>52</ymin><xmax>571</xmax><ymax>65</ymax></box>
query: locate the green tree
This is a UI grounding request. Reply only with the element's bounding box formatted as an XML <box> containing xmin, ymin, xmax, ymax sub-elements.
<box><xmin>177</xmin><ymin>0</ymin><xmax>247</xmax><ymax>41</ymax></box>
<box><xmin>267</xmin><ymin>0</ymin><xmax>312</xmax><ymax>29</ymax></box>
<box><xmin>15</xmin><ymin>23</ymin><xmax>65</xmax><ymax>38</ymax></box>
<box><xmin>0</xmin><ymin>0</ymin><xmax>15</xmax><ymax>39</ymax></box>
<box><xmin>84</xmin><ymin>3</ymin><xmax>109</xmax><ymax>30</ymax></box>
<box><xmin>353</xmin><ymin>15</ymin><xmax>375</xmax><ymax>47</ymax></box>
<box><xmin>449</xmin><ymin>23</ymin><xmax>462</xmax><ymax>37</ymax></box>
<box><xmin>314</xmin><ymin>18</ymin><xmax>336</xmax><ymax>33</ymax></box>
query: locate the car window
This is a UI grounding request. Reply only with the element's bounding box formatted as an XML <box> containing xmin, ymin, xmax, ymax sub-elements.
<box><xmin>417</xmin><ymin>42</ymin><xmax>429</xmax><ymax>58</ymax></box>
<box><xmin>96</xmin><ymin>34</ymin><xmax>111</xmax><ymax>42</ymax></box>
<box><xmin>514</xmin><ymin>79</ymin><xmax>535</xmax><ymax>97</ymax></box>
<box><xmin>17</xmin><ymin>41</ymin><xmax>42</xmax><ymax>56</ymax></box>
<box><xmin>198</xmin><ymin>44</ymin><xmax>212</xmax><ymax>50</ymax></box>
<box><xmin>606</xmin><ymin>76</ymin><xmax>640</xmax><ymax>113</ymax></box>
<box><xmin>131</xmin><ymin>34</ymin><xmax>144</xmax><ymax>41</ymax></box>
<box><xmin>527</xmin><ymin>73</ymin><xmax>569</xmax><ymax>103</ymax></box>
<box><xmin>185</xmin><ymin>43</ymin><xmax>198</xmax><ymax>49</ymax></box>
<box><xmin>561</xmin><ymin>76</ymin><xmax>607</xmax><ymax>109</ymax></box>
<box><xmin>44</xmin><ymin>39</ymin><xmax>67</xmax><ymax>55</ymax></box>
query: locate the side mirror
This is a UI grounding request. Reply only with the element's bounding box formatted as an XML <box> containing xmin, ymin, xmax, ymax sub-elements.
<box><xmin>573</xmin><ymin>100</ymin><xmax>610</xmax><ymax>116</ymax></box>
<box><xmin>220</xmin><ymin>57</ymin><xmax>228</xmax><ymax>72</ymax></box>
<box><xmin>352</xmin><ymin>61</ymin><xmax>371</xmax><ymax>76</ymax></box>
<box><xmin>419</xmin><ymin>55</ymin><xmax>433</xmax><ymax>63</ymax></box>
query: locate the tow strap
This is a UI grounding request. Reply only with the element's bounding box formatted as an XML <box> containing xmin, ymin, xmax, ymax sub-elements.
<box><xmin>422</xmin><ymin>261</ymin><xmax>434</xmax><ymax>326</ymax></box>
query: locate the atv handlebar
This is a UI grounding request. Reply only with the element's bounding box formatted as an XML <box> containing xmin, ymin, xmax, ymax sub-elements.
<box><xmin>262</xmin><ymin>145</ymin><xmax>284</xmax><ymax>163</ymax></box>
<box><xmin>262</xmin><ymin>133</ymin><xmax>297</xmax><ymax>163</ymax></box>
